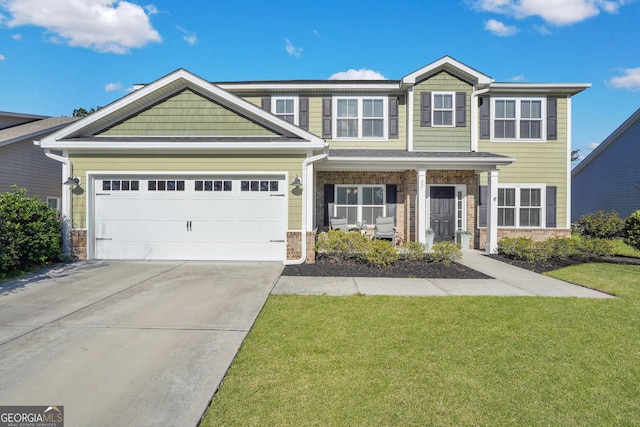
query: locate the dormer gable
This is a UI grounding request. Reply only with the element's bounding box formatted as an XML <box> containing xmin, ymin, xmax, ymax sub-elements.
<box><xmin>402</xmin><ymin>56</ymin><xmax>493</xmax><ymax>87</ymax></box>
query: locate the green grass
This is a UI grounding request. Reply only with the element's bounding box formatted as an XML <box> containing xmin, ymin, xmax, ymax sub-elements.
<box><xmin>201</xmin><ymin>264</ymin><xmax>640</xmax><ymax>427</ymax></box>
<box><xmin>611</xmin><ymin>238</ymin><xmax>640</xmax><ymax>258</ymax></box>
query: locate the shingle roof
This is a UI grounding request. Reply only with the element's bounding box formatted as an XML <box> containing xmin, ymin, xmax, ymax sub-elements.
<box><xmin>0</xmin><ymin>116</ymin><xmax>80</xmax><ymax>145</ymax></box>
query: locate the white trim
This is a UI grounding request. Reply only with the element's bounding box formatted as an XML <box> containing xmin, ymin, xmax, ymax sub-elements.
<box><xmin>497</xmin><ymin>183</ymin><xmax>546</xmax><ymax>228</ymax></box>
<box><xmin>333</xmin><ymin>184</ymin><xmax>387</xmax><ymax>226</ymax></box>
<box><xmin>490</xmin><ymin>96</ymin><xmax>546</xmax><ymax>142</ymax></box>
<box><xmin>271</xmin><ymin>95</ymin><xmax>299</xmax><ymax>125</ymax></box>
<box><xmin>431</xmin><ymin>92</ymin><xmax>456</xmax><ymax>127</ymax></box>
<box><xmin>488</xmin><ymin>82</ymin><xmax>590</xmax><ymax>95</ymax></box>
<box><xmin>332</xmin><ymin>96</ymin><xmax>388</xmax><ymax>141</ymax></box>
<box><xmin>425</xmin><ymin>184</ymin><xmax>467</xmax><ymax>236</ymax></box>
<box><xmin>40</xmin><ymin>141</ymin><xmax>326</xmax><ymax>151</ymax></box>
<box><xmin>486</xmin><ymin>168</ymin><xmax>499</xmax><ymax>254</ymax></box>
<box><xmin>408</xmin><ymin>87</ymin><xmax>414</xmax><ymax>151</ymax></box>
<box><xmin>402</xmin><ymin>56</ymin><xmax>493</xmax><ymax>86</ymax></box>
<box><xmin>417</xmin><ymin>169</ymin><xmax>427</xmax><ymax>243</ymax></box>
<box><xmin>566</xmin><ymin>96</ymin><xmax>572</xmax><ymax>228</ymax></box>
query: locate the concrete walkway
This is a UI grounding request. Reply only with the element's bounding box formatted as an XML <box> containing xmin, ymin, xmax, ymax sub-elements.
<box><xmin>273</xmin><ymin>251</ymin><xmax>613</xmax><ymax>298</ymax></box>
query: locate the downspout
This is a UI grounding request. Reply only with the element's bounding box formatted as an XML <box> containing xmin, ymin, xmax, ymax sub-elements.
<box><xmin>284</xmin><ymin>149</ymin><xmax>328</xmax><ymax>265</ymax></box>
<box><xmin>41</xmin><ymin>147</ymin><xmax>73</xmax><ymax>255</ymax></box>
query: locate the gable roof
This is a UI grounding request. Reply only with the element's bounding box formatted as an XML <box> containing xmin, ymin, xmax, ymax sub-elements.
<box><xmin>572</xmin><ymin>107</ymin><xmax>640</xmax><ymax>176</ymax></box>
<box><xmin>38</xmin><ymin>68</ymin><xmax>325</xmax><ymax>151</ymax></box>
<box><xmin>0</xmin><ymin>116</ymin><xmax>79</xmax><ymax>148</ymax></box>
<box><xmin>402</xmin><ymin>56</ymin><xmax>493</xmax><ymax>87</ymax></box>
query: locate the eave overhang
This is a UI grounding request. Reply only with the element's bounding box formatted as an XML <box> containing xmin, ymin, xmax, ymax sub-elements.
<box><xmin>488</xmin><ymin>83</ymin><xmax>591</xmax><ymax>96</ymax></box>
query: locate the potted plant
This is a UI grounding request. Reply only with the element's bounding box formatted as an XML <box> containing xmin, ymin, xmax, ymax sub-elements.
<box><xmin>425</xmin><ymin>228</ymin><xmax>435</xmax><ymax>251</ymax></box>
<box><xmin>456</xmin><ymin>229</ymin><xmax>472</xmax><ymax>250</ymax></box>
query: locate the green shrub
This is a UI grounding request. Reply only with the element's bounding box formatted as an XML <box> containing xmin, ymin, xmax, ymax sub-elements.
<box><xmin>574</xmin><ymin>211</ymin><xmax>625</xmax><ymax>239</ymax></box>
<box><xmin>577</xmin><ymin>238</ymin><xmax>615</xmax><ymax>257</ymax></box>
<box><xmin>428</xmin><ymin>241</ymin><xmax>462</xmax><ymax>266</ymax></box>
<box><xmin>0</xmin><ymin>187</ymin><xmax>62</xmax><ymax>278</ymax></box>
<box><xmin>498</xmin><ymin>237</ymin><xmax>553</xmax><ymax>264</ymax></box>
<box><xmin>624</xmin><ymin>210</ymin><xmax>640</xmax><ymax>251</ymax></box>
<box><xmin>365</xmin><ymin>240</ymin><xmax>400</xmax><ymax>267</ymax></box>
<box><xmin>315</xmin><ymin>230</ymin><xmax>370</xmax><ymax>260</ymax></box>
<box><xmin>398</xmin><ymin>241</ymin><xmax>426</xmax><ymax>261</ymax></box>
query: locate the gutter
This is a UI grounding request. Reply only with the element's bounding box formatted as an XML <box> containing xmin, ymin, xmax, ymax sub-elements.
<box><xmin>284</xmin><ymin>150</ymin><xmax>328</xmax><ymax>265</ymax></box>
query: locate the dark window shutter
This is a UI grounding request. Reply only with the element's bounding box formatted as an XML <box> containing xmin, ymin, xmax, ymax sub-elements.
<box><xmin>389</xmin><ymin>96</ymin><xmax>399</xmax><ymax>139</ymax></box>
<box><xmin>547</xmin><ymin>96</ymin><xmax>558</xmax><ymax>140</ymax></box>
<box><xmin>546</xmin><ymin>186</ymin><xmax>557</xmax><ymax>228</ymax></box>
<box><xmin>322</xmin><ymin>97</ymin><xmax>332</xmax><ymax>138</ymax></box>
<box><xmin>480</xmin><ymin>96</ymin><xmax>490</xmax><ymax>139</ymax></box>
<box><xmin>420</xmin><ymin>92</ymin><xmax>431</xmax><ymax>127</ymax></box>
<box><xmin>299</xmin><ymin>97</ymin><xmax>309</xmax><ymax>130</ymax></box>
<box><xmin>261</xmin><ymin>96</ymin><xmax>271</xmax><ymax>111</ymax></box>
<box><xmin>479</xmin><ymin>185</ymin><xmax>487</xmax><ymax>227</ymax></box>
<box><xmin>385</xmin><ymin>184</ymin><xmax>397</xmax><ymax>224</ymax></box>
<box><xmin>456</xmin><ymin>92</ymin><xmax>466</xmax><ymax>127</ymax></box>
<box><xmin>324</xmin><ymin>184</ymin><xmax>335</xmax><ymax>226</ymax></box>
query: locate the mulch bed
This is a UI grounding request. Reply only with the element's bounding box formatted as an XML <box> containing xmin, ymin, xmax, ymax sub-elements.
<box><xmin>282</xmin><ymin>256</ymin><xmax>492</xmax><ymax>279</ymax></box>
<box><xmin>489</xmin><ymin>253</ymin><xmax>640</xmax><ymax>274</ymax></box>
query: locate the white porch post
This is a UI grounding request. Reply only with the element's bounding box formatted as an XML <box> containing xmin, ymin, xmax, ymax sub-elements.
<box><xmin>417</xmin><ymin>168</ymin><xmax>427</xmax><ymax>244</ymax></box>
<box><xmin>305</xmin><ymin>162</ymin><xmax>315</xmax><ymax>231</ymax></box>
<box><xmin>486</xmin><ymin>168</ymin><xmax>499</xmax><ymax>254</ymax></box>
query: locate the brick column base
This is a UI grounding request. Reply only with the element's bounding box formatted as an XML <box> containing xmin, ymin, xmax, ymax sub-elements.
<box><xmin>70</xmin><ymin>229</ymin><xmax>88</xmax><ymax>261</ymax></box>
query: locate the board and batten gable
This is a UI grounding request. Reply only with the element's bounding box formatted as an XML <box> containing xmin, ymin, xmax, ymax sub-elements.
<box><xmin>69</xmin><ymin>153</ymin><xmax>306</xmax><ymax>230</ymax></box>
<box><xmin>100</xmin><ymin>89</ymin><xmax>278</xmax><ymax>137</ymax></box>
<box><xmin>572</xmin><ymin>112</ymin><xmax>640</xmax><ymax>220</ymax></box>
<box><xmin>412</xmin><ymin>71</ymin><xmax>472</xmax><ymax>152</ymax></box>
<box><xmin>478</xmin><ymin>96</ymin><xmax>569</xmax><ymax>227</ymax></box>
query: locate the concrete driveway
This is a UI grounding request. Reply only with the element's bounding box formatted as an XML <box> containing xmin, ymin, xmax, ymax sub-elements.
<box><xmin>0</xmin><ymin>261</ymin><xmax>282</xmax><ymax>427</ymax></box>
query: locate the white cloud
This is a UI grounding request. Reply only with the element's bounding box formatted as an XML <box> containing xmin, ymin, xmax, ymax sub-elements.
<box><xmin>328</xmin><ymin>68</ymin><xmax>388</xmax><ymax>80</ymax></box>
<box><xmin>473</xmin><ymin>0</ymin><xmax>631</xmax><ymax>26</ymax></box>
<box><xmin>607</xmin><ymin>67</ymin><xmax>640</xmax><ymax>91</ymax></box>
<box><xmin>588</xmin><ymin>142</ymin><xmax>601</xmax><ymax>150</ymax></box>
<box><xmin>510</xmin><ymin>74</ymin><xmax>527</xmax><ymax>82</ymax></box>
<box><xmin>285</xmin><ymin>38</ymin><xmax>302</xmax><ymax>57</ymax></box>
<box><xmin>0</xmin><ymin>54</ymin><xmax>5</xmax><ymax>60</ymax></box>
<box><xmin>0</xmin><ymin>0</ymin><xmax>162</xmax><ymax>54</ymax></box>
<box><xmin>312</xmin><ymin>29</ymin><xmax>321</xmax><ymax>38</ymax></box>
<box><xmin>105</xmin><ymin>82</ymin><xmax>122</xmax><ymax>92</ymax></box>
<box><xmin>484</xmin><ymin>18</ymin><xmax>519</xmax><ymax>36</ymax></box>
<box><xmin>177</xmin><ymin>26</ymin><xmax>197</xmax><ymax>45</ymax></box>
<box><xmin>11</xmin><ymin>33</ymin><xmax>21</xmax><ymax>40</ymax></box>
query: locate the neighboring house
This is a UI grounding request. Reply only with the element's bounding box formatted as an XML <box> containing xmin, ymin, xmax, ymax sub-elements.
<box><xmin>36</xmin><ymin>56</ymin><xmax>589</xmax><ymax>263</ymax></box>
<box><xmin>572</xmin><ymin>108</ymin><xmax>640</xmax><ymax>221</ymax></box>
<box><xmin>0</xmin><ymin>113</ymin><xmax>80</xmax><ymax>209</ymax></box>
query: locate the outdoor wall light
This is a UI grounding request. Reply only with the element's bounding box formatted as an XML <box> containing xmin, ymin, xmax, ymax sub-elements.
<box><xmin>290</xmin><ymin>175</ymin><xmax>302</xmax><ymax>188</ymax></box>
<box><xmin>63</xmin><ymin>176</ymin><xmax>80</xmax><ymax>186</ymax></box>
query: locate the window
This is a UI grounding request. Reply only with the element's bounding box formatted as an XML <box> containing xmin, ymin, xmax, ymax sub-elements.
<box><xmin>46</xmin><ymin>197</ymin><xmax>61</xmax><ymax>211</ymax></box>
<box><xmin>148</xmin><ymin>180</ymin><xmax>185</xmax><ymax>191</ymax></box>
<box><xmin>433</xmin><ymin>93</ymin><xmax>454</xmax><ymax>126</ymax></box>
<box><xmin>241</xmin><ymin>180</ymin><xmax>279</xmax><ymax>192</ymax></box>
<box><xmin>102</xmin><ymin>180</ymin><xmax>140</xmax><ymax>191</ymax></box>
<box><xmin>195</xmin><ymin>180</ymin><xmax>232</xmax><ymax>191</ymax></box>
<box><xmin>334</xmin><ymin>185</ymin><xmax>385</xmax><ymax>225</ymax></box>
<box><xmin>334</xmin><ymin>97</ymin><xmax>386</xmax><ymax>139</ymax></box>
<box><xmin>492</xmin><ymin>97</ymin><xmax>545</xmax><ymax>140</ymax></box>
<box><xmin>272</xmin><ymin>96</ymin><xmax>297</xmax><ymax>124</ymax></box>
<box><xmin>498</xmin><ymin>185</ymin><xmax>543</xmax><ymax>227</ymax></box>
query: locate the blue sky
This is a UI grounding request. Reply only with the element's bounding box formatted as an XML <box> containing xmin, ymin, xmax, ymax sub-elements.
<box><xmin>0</xmin><ymin>0</ymin><xmax>638</xmax><ymax>161</ymax></box>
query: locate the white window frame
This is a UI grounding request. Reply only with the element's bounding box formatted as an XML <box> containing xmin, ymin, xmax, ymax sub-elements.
<box><xmin>491</xmin><ymin>96</ymin><xmax>546</xmax><ymax>142</ymax></box>
<box><xmin>334</xmin><ymin>185</ymin><xmax>386</xmax><ymax>226</ymax></box>
<box><xmin>432</xmin><ymin>92</ymin><xmax>455</xmax><ymax>127</ymax></box>
<box><xmin>332</xmin><ymin>96</ymin><xmax>388</xmax><ymax>140</ymax></box>
<box><xmin>497</xmin><ymin>184</ymin><xmax>546</xmax><ymax>228</ymax></box>
<box><xmin>272</xmin><ymin>96</ymin><xmax>298</xmax><ymax>125</ymax></box>
<box><xmin>46</xmin><ymin>197</ymin><xmax>61</xmax><ymax>211</ymax></box>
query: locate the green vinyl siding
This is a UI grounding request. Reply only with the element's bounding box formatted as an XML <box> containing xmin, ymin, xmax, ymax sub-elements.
<box><xmin>413</xmin><ymin>72</ymin><xmax>472</xmax><ymax>151</ymax></box>
<box><xmin>478</xmin><ymin>97</ymin><xmax>569</xmax><ymax>227</ymax></box>
<box><xmin>70</xmin><ymin>153</ymin><xmax>305</xmax><ymax>229</ymax></box>
<box><xmin>100</xmin><ymin>90</ymin><xmax>277</xmax><ymax>137</ymax></box>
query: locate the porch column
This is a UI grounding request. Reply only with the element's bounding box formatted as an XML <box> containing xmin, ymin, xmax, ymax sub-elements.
<box><xmin>417</xmin><ymin>168</ymin><xmax>427</xmax><ymax>244</ymax></box>
<box><xmin>305</xmin><ymin>163</ymin><xmax>315</xmax><ymax>231</ymax></box>
<box><xmin>486</xmin><ymin>168</ymin><xmax>499</xmax><ymax>254</ymax></box>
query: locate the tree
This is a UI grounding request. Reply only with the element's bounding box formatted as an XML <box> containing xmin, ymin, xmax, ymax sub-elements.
<box><xmin>571</xmin><ymin>149</ymin><xmax>580</xmax><ymax>162</ymax></box>
<box><xmin>72</xmin><ymin>106</ymin><xmax>102</xmax><ymax>117</ymax></box>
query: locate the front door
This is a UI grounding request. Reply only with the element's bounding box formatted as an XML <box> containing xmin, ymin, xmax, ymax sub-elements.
<box><xmin>430</xmin><ymin>186</ymin><xmax>455</xmax><ymax>242</ymax></box>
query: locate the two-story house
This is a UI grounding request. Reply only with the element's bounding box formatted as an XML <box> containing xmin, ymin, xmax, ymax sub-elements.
<box><xmin>37</xmin><ymin>56</ymin><xmax>589</xmax><ymax>263</ymax></box>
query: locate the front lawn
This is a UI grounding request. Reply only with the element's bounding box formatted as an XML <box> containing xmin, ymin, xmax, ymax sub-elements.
<box><xmin>201</xmin><ymin>263</ymin><xmax>640</xmax><ymax>426</ymax></box>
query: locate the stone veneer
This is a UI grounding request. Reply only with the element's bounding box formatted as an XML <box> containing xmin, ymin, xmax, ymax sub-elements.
<box><xmin>70</xmin><ymin>229</ymin><xmax>87</xmax><ymax>261</ymax></box>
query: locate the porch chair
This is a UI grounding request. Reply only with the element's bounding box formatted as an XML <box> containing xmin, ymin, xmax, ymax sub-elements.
<box><xmin>329</xmin><ymin>217</ymin><xmax>349</xmax><ymax>232</ymax></box>
<box><xmin>373</xmin><ymin>216</ymin><xmax>396</xmax><ymax>243</ymax></box>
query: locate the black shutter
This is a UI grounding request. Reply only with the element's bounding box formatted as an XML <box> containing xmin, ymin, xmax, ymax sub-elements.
<box><xmin>386</xmin><ymin>184</ymin><xmax>397</xmax><ymax>224</ymax></box>
<box><xmin>479</xmin><ymin>185</ymin><xmax>487</xmax><ymax>227</ymax></box>
<box><xmin>323</xmin><ymin>184</ymin><xmax>335</xmax><ymax>226</ymax></box>
<box><xmin>299</xmin><ymin>97</ymin><xmax>309</xmax><ymax>130</ymax></box>
<box><xmin>261</xmin><ymin>96</ymin><xmax>271</xmax><ymax>111</ymax></box>
<box><xmin>455</xmin><ymin>92</ymin><xmax>466</xmax><ymax>127</ymax></box>
<box><xmin>547</xmin><ymin>96</ymin><xmax>558</xmax><ymax>140</ymax></box>
<box><xmin>546</xmin><ymin>186</ymin><xmax>557</xmax><ymax>228</ymax></box>
<box><xmin>322</xmin><ymin>97</ymin><xmax>332</xmax><ymax>138</ymax></box>
<box><xmin>389</xmin><ymin>96</ymin><xmax>399</xmax><ymax>139</ymax></box>
<box><xmin>480</xmin><ymin>96</ymin><xmax>490</xmax><ymax>139</ymax></box>
<box><xmin>420</xmin><ymin>92</ymin><xmax>431</xmax><ymax>127</ymax></box>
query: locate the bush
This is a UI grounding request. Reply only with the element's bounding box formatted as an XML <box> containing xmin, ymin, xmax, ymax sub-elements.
<box><xmin>428</xmin><ymin>241</ymin><xmax>462</xmax><ymax>266</ymax></box>
<box><xmin>315</xmin><ymin>230</ymin><xmax>370</xmax><ymax>260</ymax></box>
<box><xmin>574</xmin><ymin>211</ymin><xmax>625</xmax><ymax>239</ymax></box>
<box><xmin>398</xmin><ymin>241</ymin><xmax>426</xmax><ymax>261</ymax></box>
<box><xmin>577</xmin><ymin>238</ymin><xmax>615</xmax><ymax>257</ymax></box>
<box><xmin>624</xmin><ymin>210</ymin><xmax>640</xmax><ymax>251</ymax></box>
<box><xmin>498</xmin><ymin>237</ymin><xmax>553</xmax><ymax>264</ymax></box>
<box><xmin>499</xmin><ymin>236</ymin><xmax>616</xmax><ymax>265</ymax></box>
<box><xmin>365</xmin><ymin>240</ymin><xmax>400</xmax><ymax>267</ymax></box>
<box><xmin>0</xmin><ymin>187</ymin><xmax>62</xmax><ymax>278</ymax></box>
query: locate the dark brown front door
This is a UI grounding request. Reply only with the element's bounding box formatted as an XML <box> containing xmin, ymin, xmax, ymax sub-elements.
<box><xmin>430</xmin><ymin>186</ymin><xmax>455</xmax><ymax>242</ymax></box>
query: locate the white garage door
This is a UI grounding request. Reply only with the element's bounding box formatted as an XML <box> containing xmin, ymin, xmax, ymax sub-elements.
<box><xmin>94</xmin><ymin>176</ymin><xmax>287</xmax><ymax>261</ymax></box>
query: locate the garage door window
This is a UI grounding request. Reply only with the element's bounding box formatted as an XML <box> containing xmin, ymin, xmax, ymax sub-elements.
<box><xmin>241</xmin><ymin>180</ymin><xmax>279</xmax><ymax>192</ymax></box>
<box><xmin>148</xmin><ymin>180</ymin><xmax>185</xmax><ymax>191</ymax></box>
<box><xmin>102</xmin><ymin>180</ymin><xmax>139</xmax><ymax>191</ymax></box>
<box><xmin>195</xmin><ymin>180</ymin><xmax>232</xmax><ymax>192</ymax></box>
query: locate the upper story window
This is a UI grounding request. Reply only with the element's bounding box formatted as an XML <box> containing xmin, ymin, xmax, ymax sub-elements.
<box><xmin>433</xmin><ymin>93</ymin><xmax>454</xmax><ymax>126</ymax></box>
<box><xmin>272</xmin><ymin>96</ymin><xmax>298</xmax><ymax>125</ymax></box>
<box><xmin>492</xmin><ymin>97</ymin><xmax>545</xmax><ymax>141</ymax></box>
<box><xmin>333</xmin><ymin>97</ymin><xmax>387</xmax><ymax>139</ymax></box>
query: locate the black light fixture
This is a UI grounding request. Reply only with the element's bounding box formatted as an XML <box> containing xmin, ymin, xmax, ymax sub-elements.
<box><xmin>290</xmin><ymin>175</ymin><xmax>302</xmax><ymax>188</ymax></box>
<box><xmin>63</xmin><ymin>176</ymin><xmax>80</xmax><ymax>186</ymax></box>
